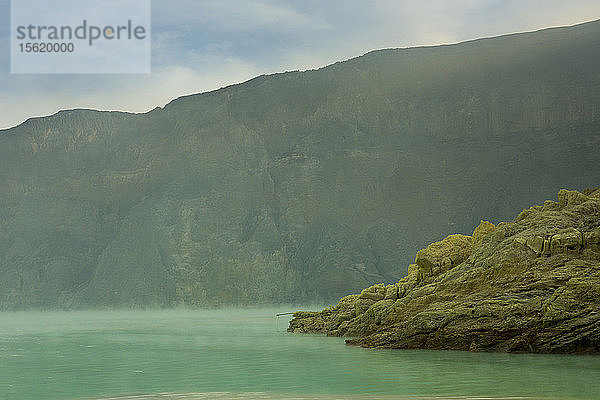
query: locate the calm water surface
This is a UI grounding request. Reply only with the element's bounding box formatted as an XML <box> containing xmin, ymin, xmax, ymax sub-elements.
<box><xmin>0</xmin><ymin>309</ymin><xmax>599</xmax><ymax>400</ymax></box>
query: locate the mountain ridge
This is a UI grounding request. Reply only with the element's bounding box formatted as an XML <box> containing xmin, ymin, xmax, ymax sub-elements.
<box><xmin>1</xmin><ymin>20</ymin><xmax>599</xmax><ymax>309</ymax></box>
<box><xmin>4</xmin><ymin>18</ymin><xmax>600</xmax><ymax>135</ymax></box>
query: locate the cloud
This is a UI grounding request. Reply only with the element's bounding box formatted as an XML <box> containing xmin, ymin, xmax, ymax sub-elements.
<box><xmin>152</xmin><ymin>0</ymin><xmax>329</xmax><ymax>32</ymax></box>
<box><xmin>0</xmin><ymin>54</ymin><xmax>262</xmax><ymax>130</ymax></box>
<box><xmin>1</xmin><ymin>0</ymin><xmax>599</xmax><ymax>129</ymax></box>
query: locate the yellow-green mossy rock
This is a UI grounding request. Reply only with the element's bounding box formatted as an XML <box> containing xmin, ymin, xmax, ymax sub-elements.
<box><xmin>472</xmin><ymin>220</ymin><xmax>496</xmax><ymax>248</ymax></box>
<box><xmin>557</xmin><ymin>189</ymin><xmax>590</xmax><ymax>207</ymax></box>
<box><xmin>358</xmin><ymin>283</ymin><xmax>386</xmax><ymax>301</ymax></box>
<box><xmin>289</xmin><ymin>189</ymin><xmax>600</xmax><ymax>354</ymax></box>
<box><xmin>414</xmin><ymin>234</ymin><xmax>473</xmax><ymax>279</ymax></box>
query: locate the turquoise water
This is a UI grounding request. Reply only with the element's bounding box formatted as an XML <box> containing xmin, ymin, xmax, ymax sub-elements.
<box><xmin>0</xmin><ymin>309</ymin><xmax>599</xmax><ymax>400</ymax></box>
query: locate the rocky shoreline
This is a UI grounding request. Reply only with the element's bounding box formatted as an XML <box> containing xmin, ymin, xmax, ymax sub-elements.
<box><xmin>288</xmin><ymin>189</ymin><xmax>600</xmax><ymax>354</ymax></box>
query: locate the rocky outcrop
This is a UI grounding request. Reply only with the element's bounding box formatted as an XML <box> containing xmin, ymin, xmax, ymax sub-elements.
<box><xmin>288</xmin><ymin>189</ymin><xmax>600</xmax><ymax>354</ymax></box>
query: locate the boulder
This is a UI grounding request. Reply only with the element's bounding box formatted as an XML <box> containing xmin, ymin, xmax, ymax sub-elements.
<box><xmin>472</xmin><ymin>220</ymin><xmax>496</xmax><ymax>248</ymax></box>
<box><xmin>414</xmin><ymin>234</ymin><xmax>473</xmax><ymax>279</ymax></box>
<box><xmin>550</xmin><ymin>228</ymin><xmax>583</xmax><ymax>254</ymax></box>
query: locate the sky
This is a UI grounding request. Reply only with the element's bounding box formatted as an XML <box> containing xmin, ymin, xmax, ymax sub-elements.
<box><xmin>1</xmin><ymin>0</ymin><xmax>599</xmax><ymax>130</ymax></box>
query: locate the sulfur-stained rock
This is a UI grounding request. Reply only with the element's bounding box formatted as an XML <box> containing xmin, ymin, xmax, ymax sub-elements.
<box><xmin>407</xmin><ymin>264</ymin><xmax>419</xmax><ymax>275</ymax></box>
<box><xmin>542</xmin><ymin>236</ymin><xmax>553</xmax><ymax>256</ymax></box>
<box><xmin>360</xmin><ymin>299</ymin><xmax>395</xmax><ymax>327</ymax></box>
<box><xmin>518</xmin><ymin>227</ymin><xmax>599</xmax><ymax>256</ymax></box>
<box><xmin>472</xmin><ymin>220</ymin><xmax>496</xmax><ymax>248</ymax></box>
<box><xmin>543</xmin><ymin>200</ymin><xmax>561</xmax><ymax>211</ymax></box>
<box><xmin>358</xmin><ymin>284</ymin><xmax>386</xmax><ymax>301</ymax></box>
<box><xmin>584</xmin><ymin>227</ymin><xmax>600</xmax><ymax>250</ymax></box>
<box><xmin>557</xmin><ymin>189</ymin><xmax>590</xmax><ymax>207</ymax></box>
<box><xmin>288</xmin><ymin>311</ymin><xmax>326</xmax><ymax>333</ymax></box>
<box><xmin>525</xmin><ymin>236</ymin><xmax>544</xmax><ymax>254</ymax></box>
<box><xmin>354</xmin><ymin>298</ymin><xmax>377</xmax><ymax>315</ymax></box>
<box><xmin>289</xmin><ymin>189</ymin><xmax>600</xmax><ymax>354</ymax></box>
<box><xmin>384</xmin><ymin>284</ymin><xmax>399</xmax><ymax>300</ymax></box>
<box><xmin>550</xmin><ymin>228</ymin><xmax>583</xmax><ymax>254</ymax></box>
<box><xmin>513</xmin><ymin>237</ymin><xmax>527</xmax><ymax>248</ymax></box>
<box><xmin>414</xmin><ymin>234</ymin><xmax>473</xmax><ymax>279</ymax></box>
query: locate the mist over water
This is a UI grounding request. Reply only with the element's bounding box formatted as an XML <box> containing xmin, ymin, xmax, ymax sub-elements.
<box><xmin>1</xmin><ymin>309</ymin><xmax>598</xmax><ymax>400</ymax></box>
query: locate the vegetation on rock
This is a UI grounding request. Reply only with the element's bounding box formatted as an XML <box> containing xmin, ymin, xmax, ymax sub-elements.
<box><xmin>288</xmin><ymin>189</ymin><xmax>600</xmax><ymax>354</ymax></box>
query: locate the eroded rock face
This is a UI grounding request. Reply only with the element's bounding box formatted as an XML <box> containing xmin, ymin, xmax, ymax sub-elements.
<box><xmin>3</xmin><ymin>22</ymin><xmax>600</xmax><ymax>310</ymax></box>
<box><xmin>518</xmin><ymin>227</ymin><xmax>591</xmax><ymax>256</ymax></box>
<box><xmin>288</xmin><ymin>189</ymin><xmax>600</xmax><ymax>354</ymax></box>
<box><xmin>414</xmin><ymin>234</ymin><xmax>474</xmax><ymax>280</ymax></box>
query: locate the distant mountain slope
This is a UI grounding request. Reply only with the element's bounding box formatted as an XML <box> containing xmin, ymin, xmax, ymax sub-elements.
<box><xmin>1</xmin><ymin>20</ymin><xmax>599</xmax><ymax>309</ymax></box>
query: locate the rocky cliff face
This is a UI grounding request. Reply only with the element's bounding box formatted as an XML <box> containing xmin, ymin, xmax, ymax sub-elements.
<box><xmin>1</xmin><ymin>20</ymin><xmax>600</xmax><ymax>309</ymax></box>
<box><xmin>288</xmin><ymin>189</ymin><xmax>600</xmax><ymax>354</ymax></box>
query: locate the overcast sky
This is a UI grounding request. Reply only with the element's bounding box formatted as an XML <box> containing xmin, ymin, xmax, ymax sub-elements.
<box><xmin>1</xmin><ymin>0</ymin><xmax>599</xmax><ymax>130</ymax></box>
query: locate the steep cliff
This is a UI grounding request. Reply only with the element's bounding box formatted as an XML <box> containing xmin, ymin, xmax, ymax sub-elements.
<box><xmin>288</xmin><ymin>189</ymin><xmax>600</xmax><ymax>354</ymax></box>
<box><xmin>1</xmin><ymin>20</ymin><xmax>600</xmax><ymax>309</ymax></box>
